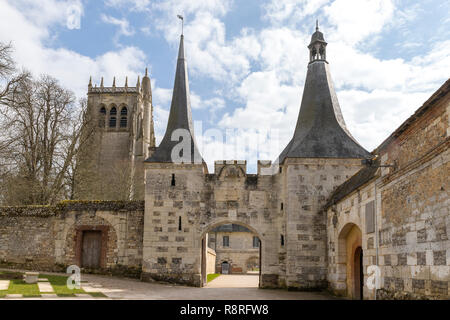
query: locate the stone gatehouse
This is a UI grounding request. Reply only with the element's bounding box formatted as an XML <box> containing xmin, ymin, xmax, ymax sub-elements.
<box><xmin>0</xmin><ymin>25</ymin><xmax>448</xmax><ymax>299</ymax></box>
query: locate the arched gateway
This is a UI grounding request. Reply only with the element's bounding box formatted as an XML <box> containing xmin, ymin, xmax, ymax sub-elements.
<box><xmin>141</xmin><ymin>25</ymin><xmax>370</xmax><ymax>289</ymax></box>
<box><xmin>199</xmin><ymin>220</ymin><xmax>264</xmax><ymax>286</ymax></box>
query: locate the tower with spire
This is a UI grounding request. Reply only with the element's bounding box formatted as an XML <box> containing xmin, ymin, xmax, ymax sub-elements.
<box><xmin>275</xmin><ymin>23</ymin><xmax>371</xmax><ymax>289</ymax></box>
<box><xmin>141</xmin><ymin>30</ymin><xmax>209</xmax><ymax>286</ymax></box>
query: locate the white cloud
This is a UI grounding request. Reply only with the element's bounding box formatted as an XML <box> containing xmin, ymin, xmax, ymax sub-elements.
<box><xmin>2</xmin><ymin>0</ymin><xmax>448</xmax><ymax>172</ymax></box>
<box><xmin>105</xmin><ymin>0</ymin><xmax>151</xmax><ymax>12</ymax></box>
<box><xmin>324</xmin><ymin>0</ymin><xmax>395</xmax><ymax>45</ymax></box>
<box><xmin>263</xmin><ymin>0</ymin><xmax>330</xmax><ymax>25</ymax></box>
<box><xmin>7</xmin><ymin>0</ymin><xmax>84</xmax><ymax>30</ymax></box>
<box><xmin>0</xmin><ymin>0</ymin><xmax>146</xmax><ymax>98</ymax></box>
<box><xmin>101</xmin><ymin>14</ymin><xmax>135</xmax><ymax>44</ymax></box>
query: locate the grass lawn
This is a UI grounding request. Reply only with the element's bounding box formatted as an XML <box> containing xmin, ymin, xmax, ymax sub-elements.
<box><xmin>207</xmin><ymin>273</ymin><xmax>220</xmax><ymax>283</ymax></box>
<box><xmin>40</xmin><ymin>274</ymin><xmax>86</xmax><ymax>296</ymax></box>
<box><xmin>0</xmin><ymin>271</ymin><xmax>105</xmax><ymax>298</ymax></box>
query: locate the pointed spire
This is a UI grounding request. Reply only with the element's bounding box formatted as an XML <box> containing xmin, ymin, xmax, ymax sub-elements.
<box><xmin>112</xmin><ymin>76</ymin><xmax>116</xmax><ymax>87</ymax></box>
<box><xmin>88</xmin><ymin>76</ymin><xmax>92</xmax><ymax>88</ymax></box>
<box><xmin>309</xmin><ymin>21</ymin><xmax>327</xmax><ymax>62</ymax></box>
<box><xmin>100</xmin><ymin>77</ymin><xmax>104</xmax><ymax>87</ymax></box>
<box><xmin>277</xmin><ymin>28</ymin><xmax>370</xmax><ymax>163</ymax></box>
<box><xmin>125</xmin><ymin>76</ymin><xmax>128</xmax><ymax>87</ymax></box>
<box><xmin>136</xmin><ymin>75</ymin><xmax>141</xmax><ymax>91</ymax></box>
<box><xmin>142</xmin><ymin>68</ymin><xmax>151</xmax><ymax>100</ymax></box>
<box><xmin>145</xmin><ymin>34</ymin><xmax>203</xmax><ymax>164</ymax></box>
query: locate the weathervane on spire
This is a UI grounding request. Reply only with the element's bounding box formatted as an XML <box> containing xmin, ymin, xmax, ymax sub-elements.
<box><xmin>177</xmin><ymin>14</ymin><xmax>184</xmax><ymax>35</ymax></box>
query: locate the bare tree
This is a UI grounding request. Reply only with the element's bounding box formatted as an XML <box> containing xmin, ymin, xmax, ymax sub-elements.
<box><xmin>0</xmin><ymin>73</ymin><xmax>92</xmax><ymax>205</ymax></box>
<box><xmin>0</xmin><ymin>42</ymin><xmax>28</xmax><ymax>106</ymax></box>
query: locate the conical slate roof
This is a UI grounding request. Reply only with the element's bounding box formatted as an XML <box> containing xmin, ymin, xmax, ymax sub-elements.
<box><xmin>278</xmin><ymin>31</ymin><xmax>371</xmax><ymax>164</ymax></box>
<box><xmin>145</xmin><ymin>35</ymin><xmax>203</xmax><ymax>164</ymax></box>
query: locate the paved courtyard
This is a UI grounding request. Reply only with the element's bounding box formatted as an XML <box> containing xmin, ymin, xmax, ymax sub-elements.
<box><xmin>205</xmin><ymin>274</ymin><xmax>259</xmax><ymax>288</ymax></box>
<box><xmin>0</xmin><ymin>269</ymin><xmax>338</xmax><ymax>300</ymax></box>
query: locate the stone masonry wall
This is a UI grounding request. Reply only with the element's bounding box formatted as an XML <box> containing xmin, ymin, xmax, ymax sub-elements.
<box><xmin>0</xmin><ymin>206</ymin><xmax>56</xmax><ymax>269</ymax></box>
<box><xmin>284</xmin><ymin>158</ymin><xmax>364</xmax><ymax>290</ymax></box>
<box><xmin>327</xmin><ymin>91</ymin><xmax>450</xmax><ymax>299</ymax></box>
<box><xmin>209</xmin><ymin>231</ymin><xmax>259</xmax><ymax>274</ymax></box>
<box><xmin>142</xmin><ymin>161</ymin><xmax>282</xmax><ymax>287</ymax></box>
<box><xmin>0</xmin><ymin>201</ymin><xmax>144</xmax><ymax>278</ymax></box>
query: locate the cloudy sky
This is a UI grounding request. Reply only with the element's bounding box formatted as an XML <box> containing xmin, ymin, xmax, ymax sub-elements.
<box><xmin>1</xmin><ymin>0</ymin><xmax>449</xmax><ymax>172</ymax></box>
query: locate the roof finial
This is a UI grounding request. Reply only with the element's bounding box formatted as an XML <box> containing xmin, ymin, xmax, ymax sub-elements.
<box><xmin>125</xmin><ymin>76</ymin><xmax>128</xmax><ymax>87</ymax></box>
<box><xmin>100</xmin><ymin>77</ymin><xmax>104</xmax><ymax>87</ymax></box>
<box><xmin>177</xmin><ymin>14</ymin><xmax>184</xmax><ymax>36</ymax></box>
<box><xmin>145</xmin><ymin>67</ymin><xmax>148</xmax><ymax>77</ymax></box>
<box><xmin>88</xmin><ymin>76</ymin><xmax>92</xmax><ymax>88</ymax></box>
<box><xmin>112</xmin><ymin>76</ymin><xmax>116</xmax><ymax>87</ymax></box>
<box><xmin>316</xmin><ymin>19</ymin><xmax>319</xmax><ymax>31</ymax></box>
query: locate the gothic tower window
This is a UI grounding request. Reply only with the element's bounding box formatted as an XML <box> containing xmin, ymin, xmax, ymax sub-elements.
<box><xmin>109</xmin><ymin>107</ymin><xmax>117</xmax><ymax>128</ymax></box>
<box><xmin>120</xmin><ymin>106</ymin><xmax>128</xmax><ymax>128</ymax></box>
<box><xmin>99</xmin><ymin>106</ymin><xmax>106</xmax><ymax>127</ymax></box>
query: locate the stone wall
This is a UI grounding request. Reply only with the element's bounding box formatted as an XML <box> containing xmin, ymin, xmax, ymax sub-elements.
<box><xmin>142</xmin><ymin>160</ymin><xmax>282</xmax><ymax>287</ymax></box>
<box><xmin>283</xmin><ymin>158</ymin><xmax>364</xmax><ymax>290</ymax></box>
<box><xmin>0</xmin><ymin>206</ymin><xmax>56</xmax><ymax>269</ymax></box>
<box><xmin>206</xmin><ymin>247</ymin><xmax>216</xmax><ymax>275</ymax></box>
<box><xmin>0</xmin><ymin>201</ymin><xmax>144</xmax><ymax>278</ymax></box>
<box><xmin>326</xmin><ymin>83</ymin><xmax>450</xmax><ymax>299</ymax></box>
<box><xmin>209</xmin><ymin>231</ymin><xmax>259</xmax><ymax>274</ymax></box>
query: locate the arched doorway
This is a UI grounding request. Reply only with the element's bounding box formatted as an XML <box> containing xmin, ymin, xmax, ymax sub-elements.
<box><xmin>200</xmin><ymin>221</ymin><xmax>262</xmax><ymax>288</ymax></box>
<box><xmin>338</xmin><ymin>223</ymin><xmax>364</xmax><ymax>299</ymax></box>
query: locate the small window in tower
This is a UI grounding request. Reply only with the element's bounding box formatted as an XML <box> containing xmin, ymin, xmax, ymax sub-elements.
<box><xmin>110</xmin><ymin>107</ymin><xmax>117</xmax><ymax>115</ymax></box>
<box><xmin>281</xmin><ymin>234</ymin><xmax>285</xmax><ymax>246</ymax></box>
<box><xmin>279</xmin><ymin>167</ymin><xmax>282</xmax><ymax>173</ymax></box>
<box><xmin>223</xmin><ymin>236</ymin><xmax>229</xmax><ymax>247</ymax></box>
<box><xmin>281</xmin><ymin>202</ymin><xmax>283</xmax><ymax>210</ymax></box>
<box><xmin>253</xmin><ymin>236</ymin><xmax>260</xmax><ymax>248</ymax></box>
<box><xmin>178</xmin><ymin>216</ymin><xmax>182</xmax><ymax>231</ymax></box>
<box><xmin>171</xmin><ymin>174</ymin><xmax>176</xmax><ymax>186</ymax></box>
<box><xmin>120</xmin><ymin>106</ymin><xmax>128</xmax><ymax>116</ymax></box>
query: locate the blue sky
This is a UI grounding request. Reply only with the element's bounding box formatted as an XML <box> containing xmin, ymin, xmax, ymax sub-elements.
<box><xmin>1</xmin><ymin>0</ymin><xmax>449</xmax><ymax>172</ymax></box>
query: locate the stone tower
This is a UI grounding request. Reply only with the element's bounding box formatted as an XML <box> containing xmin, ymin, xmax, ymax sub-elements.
<box><xmin>276</xmin><ymin>22</ymin><xmax>371</xmax><ymax>289</ymax></box>
<box><xmin>142</xmin><ymin>34</ymin><xmax>208</xmax><ymax>285</ymax></box>
<box><xmin>75</xmin><ymin>71</ymin><xmax>155</xmax><ymax>200</ymax></box>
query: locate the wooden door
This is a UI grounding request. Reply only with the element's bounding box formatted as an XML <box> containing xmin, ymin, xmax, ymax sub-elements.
<box><xmin>81</xmin><ymin>231</ymin><xmax>102</xmax><ymax>268</ymax></box>
<box><xmin>221</xmin><ymin>262</ymin><xmax>229</xmax><ymax>274</ymax></box>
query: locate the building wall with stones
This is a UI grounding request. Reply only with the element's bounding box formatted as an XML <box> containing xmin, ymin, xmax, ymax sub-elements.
<box><xmin>205</xmin><ymin>246</ymin><xmax>216</xmax><ymax>275</ymax></box>
<box><xmin>282</xmin><ymin>158</ymin><xmax>364</xmax><ymax>289</ymax></box>
<box><xmin>0</xmin><ymin>207</ymin><xmax>56</xmax><ymax>269</ymax></box>
<box><xmin>326</xmin><ymin>79</ymin><xmax>450</xmax><ymax>300</ymax></box>
<box><xmin>209</xmin><ymin>230</ymin><xmax>260</xmax><ymax>274</ymax></box>
<box><xmin>141</xmin><ymin>156</ymin><xmax>365</xmax><ymax>288</ymax></box>
<box><xmin>0</xmin><ymin>201</ymin><xmax>145</xmax><ymax>278</ymax></box>
<box><xmin>142</xmin><ymin>160</ymin><xmax>284</xmax><ymax>287</ymax></box>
